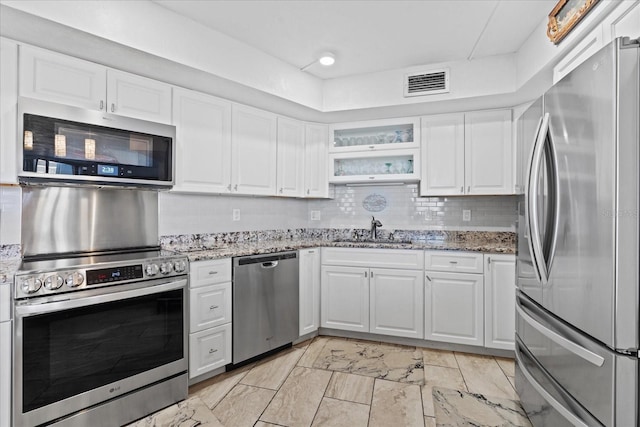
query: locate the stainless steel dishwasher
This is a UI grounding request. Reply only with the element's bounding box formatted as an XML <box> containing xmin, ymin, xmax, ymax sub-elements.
<box><xmin>232</xmin><ymin>251</ymin><xmax>299</xmax><ymax>365</ymax></box>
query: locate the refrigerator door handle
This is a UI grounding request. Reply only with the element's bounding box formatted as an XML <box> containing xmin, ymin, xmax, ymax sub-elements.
<box><xmin>515</xmin><ymin>348</ymin><xmax>591</xmax><ymax>427</ymax></box>
<box><xmin>544</xmin><ymin>120</ymin><xmax>561</xmax><ymax>275</ymax></box>
<box><xmin>516</xmin><ymin>303</ymin><xmax>605</xmax><ymax>367</ymax></box>
<box><xmin>527</xmin><ymin>113</ymin><xmax>550</xmax><ymax>284</ymax></box>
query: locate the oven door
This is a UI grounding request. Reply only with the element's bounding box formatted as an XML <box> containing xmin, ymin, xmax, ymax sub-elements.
<box><xmin>13</xmin><ymin>278</ymin><xmax>187</xmax><ymax>427</ymax></box>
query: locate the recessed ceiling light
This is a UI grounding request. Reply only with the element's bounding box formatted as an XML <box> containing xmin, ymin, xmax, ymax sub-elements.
<box><xmin>318</xmin><ymin>52</ymin><xmax>335</xmax><ymax>66</ymax></box>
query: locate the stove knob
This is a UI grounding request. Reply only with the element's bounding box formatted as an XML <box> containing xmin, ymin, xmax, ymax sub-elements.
<box><xmin>146</xmin><ymin>264</ymin><xmax>159</xmax><ymax>276</ymax></box>
<box><xmin>66</xmin><ymin>272</ymin><xmax>85</xmax><ymax>287</ymax></box>
<box><xmin>173</xmin><ymin>260</ymin><xmax>187</xmax><ymax>273</ymax></box>
<box><xmin>159</xmin><ymin>262</ymin><xmax>173</xmax><ymax>275</ymax></box>
<box><xmin>44</xmin><ymin>275</ymin><xmax>64</xmax><ymax>290</ymax></box>
<box><xmin>21</xmin><ymin>277</ymin><xmax>42</xmax><ymax>294</ymax></box>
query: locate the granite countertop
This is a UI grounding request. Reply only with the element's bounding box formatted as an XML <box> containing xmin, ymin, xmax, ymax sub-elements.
<box><xmin>173</xmin><ymin>237</ymin><xmax>515</xmax><ymax>262</ymax></box>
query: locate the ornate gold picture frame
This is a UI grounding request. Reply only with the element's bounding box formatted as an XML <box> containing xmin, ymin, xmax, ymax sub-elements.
<box><xmin>547</xmin><ymin>0</ymin><xmax>600</xmax><ymax>44</ymax></box>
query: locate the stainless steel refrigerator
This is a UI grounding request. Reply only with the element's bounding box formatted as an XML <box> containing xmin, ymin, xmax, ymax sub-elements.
<box><xmin>516</xmin><ymin>37</ymin><xmax>639</xmax><ymax>427</ymax></box>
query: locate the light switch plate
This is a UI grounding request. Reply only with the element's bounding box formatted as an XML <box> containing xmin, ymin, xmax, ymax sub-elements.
<box><xmin>463</xmin><ymin>210</ymin><xmax>471</xmax><ymax>221</ymax></box>
<box><xmin>232</xmin><ymin>209</ymin><xmax>240</xmax><ymax>221</ymax></box>
<box><xmin>310</xmin><ymin>210</ymin><xmax>321</xmax><ymax>221</ymax></box>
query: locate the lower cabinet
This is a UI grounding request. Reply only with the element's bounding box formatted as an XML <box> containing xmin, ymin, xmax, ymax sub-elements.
<box><xmin>320</xmin><ymin>248</ymin><xmax>424</xmax><ymax>339</ymax></box>
<box><xmin>299</xmin><ymin>248</ymin><xmax>321</xmax><ymax>336</ymax></box>
<box><xmin>424</xmin><ymin>271</ymin><xmax>484</xmax><ymax>346</ymax></box>
<box><xmin>189</xmin><ymin>258</ymin><xmax>232</xmax><ymax>379</ymax></box>
<box><xmin>484</xmin><ymin>254</ymin><xmax>516</xmax><ymax>350</ymax></box>
<box><xmin>424</xmin><ymin>251</ymin><xmax>485</xmax><ymax>346</ymax></box>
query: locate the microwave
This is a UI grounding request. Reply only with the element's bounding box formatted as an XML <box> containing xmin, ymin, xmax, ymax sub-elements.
<box><xmin>18</xmin><ymin>97</ymin><xmax>175</xmax><ymax>188</ymax></box>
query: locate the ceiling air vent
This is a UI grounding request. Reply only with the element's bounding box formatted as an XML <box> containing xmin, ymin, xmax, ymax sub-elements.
<box><xmin>404</xmin><ymin>68</ymin><xmax>449</xmax><ymax>97</ymax></box>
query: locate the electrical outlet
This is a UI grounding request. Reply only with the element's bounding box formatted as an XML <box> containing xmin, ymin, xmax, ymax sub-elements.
<box><xmin>310</xmin><ymin>210</ymin><xmax>321</xmax><ymax>221</ymax></box>
<box><xmin>232</xmin><ymin>208</ymin><xmax>240</xmax><ymax>221</ymax></box>
<box><xmin>463</xmin><ymin>209</ymin><xmax>471</xmax><ymax>221</ymax></box>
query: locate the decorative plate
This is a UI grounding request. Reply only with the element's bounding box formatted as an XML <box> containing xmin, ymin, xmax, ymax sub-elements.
<box><xmin>362</xmin><ymin>193</ymin><xmax>387</xmax><ymax>212</ymax></box>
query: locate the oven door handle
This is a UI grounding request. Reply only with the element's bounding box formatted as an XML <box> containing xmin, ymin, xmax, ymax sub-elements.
<box><xmin>15</xmin><ymin>279</ymin><xmax>187</xmax><ymax>316</ymax></box>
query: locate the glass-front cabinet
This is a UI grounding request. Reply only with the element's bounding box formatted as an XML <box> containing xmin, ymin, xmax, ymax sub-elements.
<box><xmin>329</xmin><ymin>117</ymin><xmax>420</xmax><ymax>153</ymax></box>
<box><xmin>329</xmin><ymin>149</ymin><xmax>420</xmax><ymax>184</ymax></box>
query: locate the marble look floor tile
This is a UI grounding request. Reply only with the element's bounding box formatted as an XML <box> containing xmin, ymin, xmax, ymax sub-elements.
<box><xmin>369</xmin><ymin>379</ymin><xmax>424</xmax><ymax>427</ymax></box>
<box><xmin>422</xmin><ymin>385</ymin><xmax>435</xmax><ymax>417</ymax></box>
<box><xmin>195</xmin><ymin>368</ymin><xmax>249</xmax><ymax>409</ymax></box>
<box><xmin>297</xmin><ymin>336</ymin><xmax>330</xmax><ymax>368</ymax></box>
<box><xmin>455</xmin><ymin>352</ymin><xmax>518</xmax><ymax>400</ymax></box>
<box><xmin>241</xmin><ymin>348</ymin><xmax>305</xmax><ymax>390</ymax></box>
<box><xmin>254</xmin><ymin>423</ymin><xmax>281</xmax><ymax>427</ymax></box>
<box><xmin>325</xmin><ymin>371</ymin><xmax>375</xmax><ymax>404</ymax></box>
<box><xmin>211</xmin><ymin>384</ymin><xmax>275</xmax><ymax>427</ymax></box>
<box><xmin>496</xmin><ymin>357</ymin><xmax>516</xmax><ymax>377</ymax></box>
<box><xmin>260</xmin><ymin>366</ymin><xmax>333</xmax><ymax>427</ymax></box>
<box><xmin>127</xmin><ymin>396</ymin><xmax>223</xmax><ymax>427</ymax></box>
<box><xmin>424</xmin><ymin>415</ymin><xmax>436</xmax><ymax>427</ymax></box>
<box><xmin>311</xmin><ymin>397</ymin><xmax>370</xmax><ymax>427</ymax></box>
<box><xmin>422</xmin><ymin>348</ymin><xmax>458</xmax><ymax>369</ymax></box>
<box><xmin>508</xmin><ymin>376</ymin><xmax>516</xmax><ymax>390</ymax></box>
<box><xmin>423</xmin><ymin>365</ymin><xmax>467</xmax><ymax>391</ymax></box>
<box><xmin>313</xmin><ymin>338</ymin><xmax>424</xmax><ymax>384</ymax></box>
<box><xmin>433</xmin><ymin>387</ymin><xmax>532</xmax><ymax>427</ymax></box>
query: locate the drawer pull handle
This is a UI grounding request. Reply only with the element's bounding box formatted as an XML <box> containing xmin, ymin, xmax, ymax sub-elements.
<box><xmin>449</xmin><ymin>261</ymin><xmax>458</xmax><ymax>264</ymax></box>
<box><xmin>426</xmin><ymin>275</ymin><xmax>432</xmax><ymax>281</ymax></box>
<box><xmin>208</xmin><ymin>271</ymin><xmax>218</xmax><ymax>275</ymax></box>
<box><xmin>209</xmin><ymin>348</ymin><xmax>218</xmax><ymax>354</ymax></box>
<box><xmin>209</xmin><ymin>305</ymin><xmax>219</xmax><ymax>310</ymax></box>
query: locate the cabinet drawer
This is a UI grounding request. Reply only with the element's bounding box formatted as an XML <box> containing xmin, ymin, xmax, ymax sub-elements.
<box><xmin>189</xmin><ymin>323</ymin><xmax>231</xmax><ymax>379</ymax></box>
<box><xmin>425</xmin><ymin>251</ymin><xmax>483</xmax><ymax>273</ymax></box>
<box><xmin>322</xmin><ymin>247</ymin><xmax>424</xmax><ymax>270</ymax></box>
<box><xmin>190</xmin><ymin>258</ymin><xmax>231</xmax><ymax>287</ymax></box>
<box><xmin>190</xmin><ymin>283</ymin><xmax>231</xmax><ymax>333</ymax></box>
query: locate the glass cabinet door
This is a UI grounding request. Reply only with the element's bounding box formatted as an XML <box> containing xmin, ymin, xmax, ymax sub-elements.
<box><xmin>329</xmin><ymin>149</ymin><xmax>420</xmax><ymax>184</ymax></box>
<box><xmin>329</xmin><ymin>118</ymin><xmax>420</xmax><ymax>152</ymax></box>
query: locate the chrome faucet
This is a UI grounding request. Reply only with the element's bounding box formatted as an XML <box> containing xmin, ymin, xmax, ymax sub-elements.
<box><xmin>370</xmin><ymin>216</ymin><xmax>382</xmax><ymax>240</ymax></box>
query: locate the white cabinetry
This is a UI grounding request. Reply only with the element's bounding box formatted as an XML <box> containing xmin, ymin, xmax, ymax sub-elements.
<box><xmin>19</xmin><ymin>45</ymin><xmax>172</xmax><ymax>124</ymax></box>
<box><xmin>304</xmin><ymin>123</ymin><xmax>329</xmax><ymax>198</ymax></box>
<box><xmin>424</xmin><ymin>251</ymin><xmax>484</xmax><ymax>346</ymax></box>
<box><xmin>321</xmin><ymin>248</ymin><xmax>424</xmax><ymax>339</ymax></box>
<box><xmin>172</xmin><ymin>88</ymin><xmax>232</xmax><ymax>193</ymax></box>
<box><xmin>299</xmin><ymin>248</ymin><xmax>321</xmax><ymax>336</ymax></box>
<box><xmin>188</xmin><ymin>259</ymin><xmax>232</xmax><ymax>379</ymax></box>
<box><xmin>276</xmin><ymin>117</ymin><xmax>305</xmax><ymax>197</ymax></box>
<box><xmin>328</xmin><ymin>117</ymin><xmax>420</xmax><ymax>184</ymax></box>
<box><xmin>231</xmin><ymin>104</ymin><xmax>278</xmax><ymax>196</ymax></box>
<box><xmin>0</xmin><ymin>38</ymin><xmax>18</xmax><ymax>184</ymax></box>
<box><xmin>420</xmin><ymin>109</ymin><xmax>513</xmax><ymax>196</ymax></box>
<box><xmin>484</xmin><ymin>254</ymin><xmax>516</xmax><ymax>350</ymax></box>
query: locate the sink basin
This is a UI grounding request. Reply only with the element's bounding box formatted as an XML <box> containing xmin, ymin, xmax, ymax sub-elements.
<box><xmin>333</xmin><ymin>239</ymin><xmax>414</xmax><ymax>246</ymax></box>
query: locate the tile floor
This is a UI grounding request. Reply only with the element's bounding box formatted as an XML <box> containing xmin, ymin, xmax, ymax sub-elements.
<box><xmin>129</xmin><ymin>336</ymin><xmax>531</xmax><ymax>427</ymax></box>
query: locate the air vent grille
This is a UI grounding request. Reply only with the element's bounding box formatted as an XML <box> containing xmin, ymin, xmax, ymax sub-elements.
<box><xmin>404</xmin><ymin>69</ymin><xmax>449</xmax><ymax>97</ymax></box>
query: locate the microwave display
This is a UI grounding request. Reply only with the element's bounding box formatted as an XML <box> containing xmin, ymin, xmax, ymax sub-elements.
<box><xmin>21</xmin><ymin>111</ymin><xmax>173</xmax><ymax>186</ymax></box>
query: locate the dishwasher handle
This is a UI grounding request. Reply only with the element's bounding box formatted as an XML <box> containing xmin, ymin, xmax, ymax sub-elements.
<box><xmin>235</xmin><ymin>251</ymin><xmax>298</xmax><ymax>266</ymax></box>
<box><xmin>261</xmin><ymin>261</ymin><xmax>279</xmax><ymax>269</ymax></box>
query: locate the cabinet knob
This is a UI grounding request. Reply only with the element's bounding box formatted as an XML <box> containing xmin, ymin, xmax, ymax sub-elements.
<box><xmin>307</xmin><ymin>189</ymin><xmax>310</xmax><ymax>195</ymax></box>
<box><xmin>467</xmin><ymin>186</ymin><xmax>471</xmax><ymax>193</ymax></box>
<box><xmin>279</xmin><ymin>188</ymin><xmax>283</xmax><ymax>194</ymax></box>
<box><xmin>368</xmin><ymin>145</ymin><xmax>375</xmax><ymax>149</ymax></box>
<box><xmin>227</xmin><ymin>184</ymin><xmax>232</xmax><ymax>191</ymax></box>
<box><xmin>209</xmin><ymin>305</ymin><xmax>219</xmax><ymax>310</ymax></box>
<box><xmin>111</xmin><ymin>103</ymin><xmax>115</xmax><ymax>113</ymax></box>
<box><xmin>426</xmin><ymin>275</ymin><xmax>432</xmax><ymax>281</ymax></box>
<box><xmin>208</xmin><ymin>348</ymin><xmax>218</xmax><ymax>354</ymax></box>
<box><xmin>369</xmin><ymin>176</ymin><xmax>375</xmax><ymax>180</ymax></box>
<box><xmin>449</xmin><ymin>261</ymin><xmax>458</xmax><ymax>264</ymax></box>
<box><xmin>208</xmin><ymin>271</ymin><xmax>218</xmax><ymax>275</ymax></box>
<box><xmin>460</xmin><ymin>186</ymin><xmax>464</xmax><ymax>193</ymax></box>
<box><xmin>364</xmin><ymin>271</ymin><xmax>368</xmax><ymax>278</ymax></box>
<box><xmin>99</xmin><ymin>100</ymin><xmax>104</xmax><ymax>110</ymax></box>
<box><xmin>234</xmin><ymin>184</ymin><xmax>238</xmax><ymax>191</ymax></box>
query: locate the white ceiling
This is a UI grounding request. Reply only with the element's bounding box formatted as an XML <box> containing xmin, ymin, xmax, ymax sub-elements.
<box><xmin>153</xmin><ymin>0</ymin><xmax>557</xmax><ymax>80</ymax></box>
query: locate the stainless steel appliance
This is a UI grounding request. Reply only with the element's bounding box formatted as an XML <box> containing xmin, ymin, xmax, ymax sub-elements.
<box><xmin>18</xmin><ymin>97</ymin><xmax>175</xmax><ymax>188</ymax></box>
<box><xmin>13</xmin><ymin>187</ymin><xmax>189</xmax><ymax>427</ymax></box>
<box><xmin>232</xmin><ymin>252</ymin><xmax>299</xmax><ymax>365</ymax></box>
<box><xmin>516</xmin><ymin>37</ymin><xmax>639</xmax><ymax>426</ymax></box>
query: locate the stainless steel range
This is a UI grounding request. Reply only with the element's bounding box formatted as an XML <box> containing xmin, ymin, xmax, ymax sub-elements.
<box><xmin>13</xmin><ymin>186</ymin><xmax>189</xmax><ymax>427</ymax></box>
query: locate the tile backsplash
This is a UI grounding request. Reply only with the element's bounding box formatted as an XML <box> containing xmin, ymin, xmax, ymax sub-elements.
<box><xmin>308</xmin><ymin>184</ymin><xmax>517</xmax><ymax>231</ymax></box>
<box><xmin>160</xmin><ymin>184</ymin><xmax>517</xmax><ymax>236</ymax></box>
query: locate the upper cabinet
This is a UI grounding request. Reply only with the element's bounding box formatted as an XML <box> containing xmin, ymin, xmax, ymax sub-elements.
<box><xmin>329</xmin><ymin>117</ymin><xmax>420</xmax><ymax>153</ymax></box>
<box><xmin>328</xmin><ymin>117</ymin><xmax>420</xmax><ymax>184</ymax></box>
<box><xmin>276</xmin><ymin>117</ymin><xmax>305</xmax><ymax>197</ymax></box>
<box><xmin>19</xmin><ymin>45</ymin><xmax>172</xmax><ymax>124</ymax></box>
<box><xmin>0</xmin><ymin>38</ymin><xmax>18</xmax><ymax>184</ymax></box>
<box><xmin>304</xmin><ymin>123</ymin><xmax>329</xmax><ymax>198</ymax></box>
<box><xmin>231</xmin><ymin>104</ymin><xmax>278</xmax><ymax>196</ymax></box>
<box><xmin>172</xmin><ymin>88</ymin><xmax>232</xmax><ymax>193</ymax></box>
<box><xmin>420</xmin><ymin>109</ymin><xmax>513</xmax><ymax>196</ymax></box>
